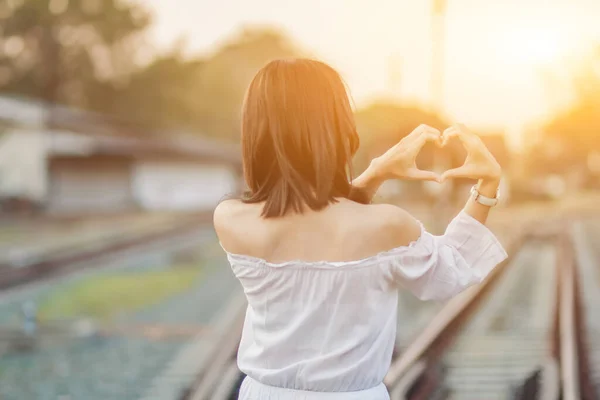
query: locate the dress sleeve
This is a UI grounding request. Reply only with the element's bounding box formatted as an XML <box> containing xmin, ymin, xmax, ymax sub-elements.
<box><xmin>379</xmin><ymin>211</ymin><xmax>508</xmax><ymax>301</ymax></box>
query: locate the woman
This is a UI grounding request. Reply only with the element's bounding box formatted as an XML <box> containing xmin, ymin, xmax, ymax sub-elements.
<box><xmin>214</xmin><ymin>59</ymin><xmax>507</xmax><ymax>399</ymax></box>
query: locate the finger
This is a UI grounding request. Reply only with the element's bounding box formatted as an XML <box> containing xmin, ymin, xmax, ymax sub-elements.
<box><xmin>406</xmin><ymin>168</ymin><xmax>441</xmax><ymax>182</ymax></box>
<box><xmin>417</xmin><ymin>124</ymin><xmax>438</xmax><ymax>133</ymax></box>
<box><xmin>409</xmin><ymin>124</ymin><xmax>439</xmax><ymax>140</ymax></box>
<box><xmin>403</xmin><ymin>131</ymin><xmax>437</xmax><ymax>151</ymax></box>
<box><xmin>402</xmin><ymin>125</ymin><xmax>441</xmax><ymax>153</ymax></box>
<box><xmin>441</xmin><ymin>127</ymin><xmax>458</xmax><ymax>147</ymax></box>
<box><xmin>412</xmin><ymin>135</ymin><xmax>441</xmax><ymax>153</ymax></box>
<box><xmin>417</xmin><ymin>127</ymin><xmax>442</xmax><ymax>146</ymax></box>
<box><xmin>440</xmin><ymin>165</ymin><xmax>476</xmax><ymax>182</ymax></box>
<box><xmin>421</xmin><ymin>125</ymin><xmax>441</xmax><ymax>136</ymax></box>
<box><xmin>421</xmin><ymin>130</ymin><xmax>441</xmax><ymax>144</ymax></box>
<box><xmin>452</xmin><ymin>123</ymin><xmax>478</xmax><ymax>146</ymax></box>
<box><xmin>455</xmin><ymin>122</ymin><xmax>469</xmax><ymax>132</ymax></box>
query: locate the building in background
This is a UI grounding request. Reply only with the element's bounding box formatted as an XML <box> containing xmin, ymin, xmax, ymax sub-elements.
<box><xmin>0</xmin><ymin>96</ymin><xmax>242</xmax><ymax>215</ymax></box>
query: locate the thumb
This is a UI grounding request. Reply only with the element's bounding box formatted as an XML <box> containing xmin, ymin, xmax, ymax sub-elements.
<box><xmin>407</xmin><ymin>169</ymin><xmax>441</xmax><ymax>182</ymax></box>
<box><xmin>440</xmin><ymin>166</ymin><xmax>472</xmax><ymax>182</ymax></box>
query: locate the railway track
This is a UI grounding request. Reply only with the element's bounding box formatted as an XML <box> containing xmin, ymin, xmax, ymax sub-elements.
<box><xmin>572</xmin><ymin>220</ymin><xmax>600</xmax><ymax>399</ymax></box>
<box><xmin>416</xmin><ymin>240</ymin><xmax>557</xmax><ymax>399</ymax></box>
<box><xmin>0</xmin><ymin>213</ymin><xmax>213</xmax><ymax>290</ymax></box>
<box><xmin>0</xmin><ymin>213</ymin><xmax>242</xmax><ymax>400</ymax></box>
<box><xmin>384</xmin><ymin>222</ymin><xmax>597</xmax><ymax>400</ymax></box>
<box><xmin>189</xmin><ymin>216</ymin><xmax>600</xmax><ymax>400</ymax></box>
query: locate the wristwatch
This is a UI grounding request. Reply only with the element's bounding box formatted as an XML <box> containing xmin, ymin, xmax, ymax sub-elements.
<box><xmin>470</xmin><ymin>185</ymin><xmax>499</xmax><ymax>207</ymax></box>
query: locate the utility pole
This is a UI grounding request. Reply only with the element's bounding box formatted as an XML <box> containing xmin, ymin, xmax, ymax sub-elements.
<box><xmin>431</xmin><ymin>0</ymin><xmax>450</xmax><ymax>232</ymax></box>
<box><xmin>431</xmin><ymin>0</ymin><xmax>446</xmax><ymax>111</ymax></box>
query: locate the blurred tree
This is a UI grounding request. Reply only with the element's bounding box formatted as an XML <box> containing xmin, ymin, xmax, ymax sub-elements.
<box><xmin>112</xmin><ymin>28</ymin><xmax>301</xmax><ymax>140</ymax></box>
<box><xmin>106</xmin><ymin>27</ymin><xmax>302</xmax><ymax>140</ymax></box>
<box><xmin>540</xmin><ymin>47</ymin><xmax>600</xmax><ymax>175</ymax></box>
<box><xmin>191</xmin><ymin>28</ymin><xmax>301</xmax><ymax>140</ymax></box>
<box><xmin>93</xmin><ymin>49</ymin><xmax>206</xmax><ymax>132</ymax></box>
<box><xmin>0</xmin><ymin>0</ymin><xmax>150</xmax><ymax>106</ymax></box>
<box><xmin>0</xmin><ymin>0</ymin><xmax>303</xmax><ymax>140</ymax></box>
<box><xmin>353</xmin><ymin>101</ymin><xmax>460</xmax><ymax>171</ymax></box>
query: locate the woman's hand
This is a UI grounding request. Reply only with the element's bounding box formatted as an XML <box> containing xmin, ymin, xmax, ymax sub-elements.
<box><xmin>371</xmin><ymin>124</ymin><xmax>442</xmax><ymax>182</ymax></box>
<box><xmin>440</xmin><ymin>124</ymin><xmax>502</xmax><ymax>183</ymax></box>
<box><xmin>352</xmin><ymin>124</ymin><xmax>441</xmax><ymax>201</ymax></box>
<box><xmin>443</xmin><ymin>124</ymin><xmax>503</xmax><ymax>224</ymax></box>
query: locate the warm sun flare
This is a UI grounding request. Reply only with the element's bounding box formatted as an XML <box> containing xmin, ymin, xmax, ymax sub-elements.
<box><xmin>496</xmin><ymin>25</ymin><xmax>569</xmax><ymax>66</ymax></box>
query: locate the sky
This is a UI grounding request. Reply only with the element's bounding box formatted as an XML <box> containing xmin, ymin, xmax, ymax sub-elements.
<box><xmin>144</xmin><ymin>0</ymin><xmax>600</xmax><ymax>148</ymax></box>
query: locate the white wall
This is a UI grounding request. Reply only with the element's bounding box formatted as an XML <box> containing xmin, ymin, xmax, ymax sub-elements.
<box><xmin>132</xmin><ymin>161</ymin><xmax>238</xmax><ymax>211</ymax></box>
<box><xmin>47</xmin><ymin>157</ymin><xmax>133</xmax><ymax>214</ymax></box>
<box><xmin>0</xmin><ymin>127</ymin><xmax>48</xmax><ymax>201</ymax></box>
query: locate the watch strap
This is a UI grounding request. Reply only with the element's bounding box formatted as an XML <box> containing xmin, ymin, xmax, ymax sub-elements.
<box><xmin>470</xmin><ymin>185</ymin><xmax>499</xmax><ymax>207</ymax></box>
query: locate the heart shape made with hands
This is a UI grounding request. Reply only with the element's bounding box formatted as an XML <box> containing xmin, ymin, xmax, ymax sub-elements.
<box><xmin>378</xmin><ymin>123</ymin><xmax>498</xmax><ymax>184</ymax></box>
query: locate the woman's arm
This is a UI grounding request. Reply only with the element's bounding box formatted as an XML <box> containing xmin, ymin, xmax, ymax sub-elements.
<box><xmin>439</xmin><ymin>123</ymin><xmax>503</xmax><ymax>225</ymax></box>
<box><xmin>381</xmin><ymin>206</ymin><xmax>507</xmax><ymax>301</ymax></box>
<box><xmin>461</xmin><ymin>178</ymin><xmax>500</xmax><ymax>224</ymax></box>
<box><xmin>353</xmin><ymin>123</ymin><xmax>502</xmax><ymax>225</ymax></box>
<box><xmin>364</xmin><ymin>123</ymin><xmax>507</xmax><ymax>300</ymax></box>
<box><xmin>351</xmin><ymin>161</ymin><xmax>386</xmax><ymax>202</ymax></box>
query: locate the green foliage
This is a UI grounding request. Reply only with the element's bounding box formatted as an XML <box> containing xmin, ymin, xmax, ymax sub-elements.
<box><xmin>0</xmin><ymin>1</ymin><xmax>447</xmax><ymax>147</ymax></box>
<box><xmin>0</xmin><ymin>0</ymin><xmax>150</xmax><ymax>105</ymax></box>
<box><xmin>95</xmin><ymin>53</ymin><xmax>206</xmax><ymax>131</ymax></box>
<box><xmin>355</xmin><ymin>101</ymin><xmax>448</xmax><ymax>150</ymax></box>
<box><xmin>193</xmin><ymin>28</ymin><xmax>301</xmax><ymax>140</ymax></box>
<box><xmin>39</xmin><ymin>266</ymin><xmax>201</xmax><ymax>321</ymax></box>
<box><xmin>106</xmin><ymin>27</ymin><xmax>302</xmax><ymax>140</ymax></box>
<box><xmin>0</xmin><ymin>0</ymin><xmax>302</xmax><ymax>140</ymax></box>
<box><xmin>353</xmin><ymin>101</ymin><xmax>457</xmax><ymax>171</ymax></box>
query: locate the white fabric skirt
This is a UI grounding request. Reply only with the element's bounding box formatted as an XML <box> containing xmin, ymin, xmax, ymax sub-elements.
<box><xmin>238</xmin><ymin>376</ymin><xmax>390</xmax><ymax>400</ymax></box>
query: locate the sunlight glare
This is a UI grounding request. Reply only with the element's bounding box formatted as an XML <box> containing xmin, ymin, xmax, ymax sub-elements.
<box><xmin>497</xmin><ymin>26</ymin><xmax>568</xmax><ymax>67</ymax></box>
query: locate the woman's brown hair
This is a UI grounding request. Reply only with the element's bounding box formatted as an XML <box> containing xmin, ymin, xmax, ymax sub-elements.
<box><xmin>241</xmin><ymin>58</ymin><xmax>367</xmax><ymax>218</ymax></box>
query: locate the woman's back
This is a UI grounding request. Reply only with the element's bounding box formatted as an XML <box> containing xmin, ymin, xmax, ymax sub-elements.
<box><xmin>215</xmin><ymin>198</ymin><xmax>507</xmax><ymax>397</ymax></box>
<box><xmin>215</xmin><ymin>199</ymin><xmax>417</xmax><ymax>394</ymax></box>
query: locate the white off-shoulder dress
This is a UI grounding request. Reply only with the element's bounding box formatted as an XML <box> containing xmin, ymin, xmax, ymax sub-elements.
<box><xmin>222</xmin><ymin>211</ymin><xmax>508</xmax><ymax>400</ymax></box>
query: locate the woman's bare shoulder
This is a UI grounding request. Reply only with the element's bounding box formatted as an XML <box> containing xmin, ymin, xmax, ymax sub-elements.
<box><xmin>213</xmin><ymin>199</ymin><xmax>262</xmax><ymax>250</ymax></box>
<box><xmin>348</xmin><ymin>203</ymin><xmax>423</xmax><ymax>251</ymax></box>
<box><xmin>214</xmin><ymin>198</ymin><xmax>264</xmax><ymax>226</ymax></box>
<box><xmin>213</xmin><ymin>199</ymin><xmax>423</xmax><ymax>257</ymax></box>
<box><xmin>214</xmin><ymin>198</ymin><xmax>246</xmax><ymax>222</ymax></box>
